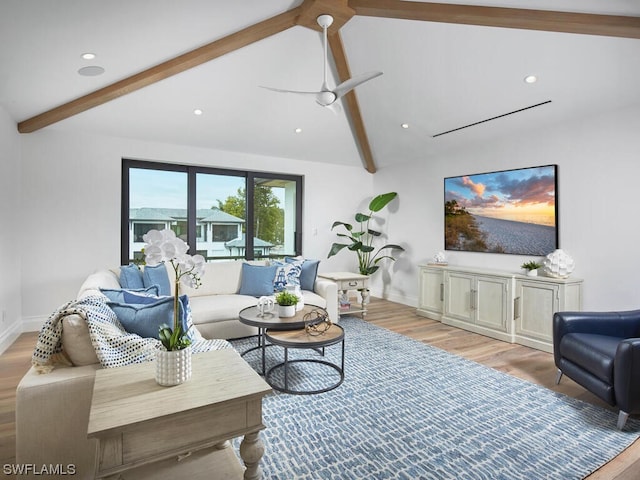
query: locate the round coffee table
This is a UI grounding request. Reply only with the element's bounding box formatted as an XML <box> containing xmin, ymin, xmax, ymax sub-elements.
<box><xmin>238</xmin><ymin>304</ymin><xmax>329</xmax><ymax>375</ymax></box>
<box><xmin>264</xmin><ymin>324</ymin><xmax>345</xmax><ymax>395</ymax></box>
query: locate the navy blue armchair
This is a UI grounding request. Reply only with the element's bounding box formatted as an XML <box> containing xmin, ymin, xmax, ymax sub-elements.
<box><xmin>553</xmin><ymin>310</ymin><xmax>640</xmax><ymax>430</ymax></box>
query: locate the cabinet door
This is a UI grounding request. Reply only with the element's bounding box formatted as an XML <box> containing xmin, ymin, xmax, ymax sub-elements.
<box><xmin>444</xmin><ymin>272</ymin><xmax>474</xmax><ymax>323</ymax></box>
<box><xmin>475</xmin><ymin>276</ymin><xmax>509</xmax><ymax>332</ymax></box>
<box><xmin>418</xmin><ymin>268</ymin><xmax>444</xmax><ymax>314</ymax></box>
<box><xmin>515</xmin><ymin>280</ymin><xmax>558</xmax><ymax>342</ymax></box>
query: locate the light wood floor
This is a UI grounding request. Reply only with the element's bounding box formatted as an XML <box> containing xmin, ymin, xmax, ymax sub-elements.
<box><xmin>1</xmin><ymin>298</ymin><xmax>638</xmax><ymax>478</ymax></box>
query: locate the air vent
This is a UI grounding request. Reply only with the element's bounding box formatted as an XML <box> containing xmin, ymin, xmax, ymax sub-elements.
<box><xmin>432</xmin><ymin>100</ymin><xmax>552</xmax><ymax>138</ymax></box>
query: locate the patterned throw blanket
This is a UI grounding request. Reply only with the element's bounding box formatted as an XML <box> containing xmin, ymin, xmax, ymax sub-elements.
<box><xmin>32</xmin><ymin>295</ymin><xmax>231</xmax><ymax>373</ymax></box>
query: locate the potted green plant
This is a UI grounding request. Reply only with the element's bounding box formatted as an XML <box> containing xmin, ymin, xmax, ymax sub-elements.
<box><xmin>328</xmin><ymin>192</ymin><xmax>405</xmax><ymax>277</ymax></box>
<box><xmin>275</xmin><ymin>290</ymin><xmax>299</xmax><ymax>318</ymax></box>
<box><xmin>521</xmin><ymin>260</ymin><xmax>543</xmax><ymax>277</ymax></box>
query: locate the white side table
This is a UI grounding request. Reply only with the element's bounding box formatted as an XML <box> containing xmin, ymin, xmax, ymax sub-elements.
<box><xmin>318</xmin><ymin>272</ymin><xmax>370</xmax><ymax>317</ymax></box>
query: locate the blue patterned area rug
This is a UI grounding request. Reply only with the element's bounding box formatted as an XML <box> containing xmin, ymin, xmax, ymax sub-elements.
<box><xmin>230</xmin><ymin>317</ymin><xmax>640</xmax><ymax>479</ymax></box>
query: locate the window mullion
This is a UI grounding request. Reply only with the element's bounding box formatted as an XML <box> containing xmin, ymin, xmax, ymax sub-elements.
<box><xmin>246</xmin><ymin>174</ymin><xmax>255</xmax><ymax>261</ymax></box>
<box><xmin>187</xmin><ymin>168</ymin><xmax>197</xmax><ymax>256</ymax></box>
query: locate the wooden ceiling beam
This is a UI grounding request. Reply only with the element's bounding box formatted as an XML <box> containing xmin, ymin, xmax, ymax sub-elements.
<box><xmin>328</xmin><ymin>31</ymin><xmax>377</xmax><ymax>174</ymax></box>
<box><xmin>348</xmin><ymin>0</ymin><xmax>640</xmax><ymax>39</ymax></box>
<box><xmin>17</xmin><ymin>8</ymin><xmax>302</xmax><ymax>133</ymax></box>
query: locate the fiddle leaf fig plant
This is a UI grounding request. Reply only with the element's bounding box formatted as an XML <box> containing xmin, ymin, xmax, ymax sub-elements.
<box><xmin>328</xmin><ymin>192</ymin><xmax>404</xmax><ymax>276</ymax></box>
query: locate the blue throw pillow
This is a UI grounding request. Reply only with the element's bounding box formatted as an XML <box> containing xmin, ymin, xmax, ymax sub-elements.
<box><xmin>123</xmin><ymin>291</ymin><xmax>194</xmax><ymax>340</ymax></box>
<box><xmin>143</xmin><ymin>263</ymin><xmax>171</xmax><ymax>296</ymax></box>
<box><xmin>119</xmin><ymin>264</ymin><xmax>144</xmax><ymax>289</ymax></box>
<box><xmin>122</xmin><ymin>290</ymin><xmax>167</xmax><ymax>304</ymax></box>
<box><xmin>100</xmin><ymin>285</ymin><xmax>160</xmax><ymax>303</ymax></box>
<box><xmin>286</xmin><ymin>257</ymin><xmax>320</xmax><ymax>291</ymax></box>
<box><xmin>107</xmin><ymin>294</ymin><xmax>192</xmax><ymax>340</ymax></box>
<box><xmin>272</xmin><ymin>260</ymin><xmax>302</xmax><ymax>292</ymax></box>
<box><xmin>238</xmin><ymin>263</ymin><xmax>278</xmax><ymax>297</ymax></box>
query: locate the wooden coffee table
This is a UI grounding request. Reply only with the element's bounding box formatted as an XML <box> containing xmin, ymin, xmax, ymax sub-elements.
<box><xmin>87</xmin><ymin>348</ymin><xmax>271</xmax><ymax>479</ymax></box>
<box><xmin>239</xmin><ymin>304</ymin><xmax>329</xmax><ymax>375</ymax></box>
<box><xmin>265</xmin><ymin>324</ymin><xmax>345</xmax><ymax>395</ymax></box>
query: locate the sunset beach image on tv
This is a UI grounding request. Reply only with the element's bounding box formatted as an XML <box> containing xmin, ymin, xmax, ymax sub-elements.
<box><xmin>444</xmin><ymin>165</ymin><xmax>558</xmax><ymax>255</ymax></box>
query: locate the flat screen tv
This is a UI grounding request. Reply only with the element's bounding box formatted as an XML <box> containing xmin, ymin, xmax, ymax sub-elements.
<box><xmin>444</xmin><ymin>164</ymin><xmax>558</xmax><ymax>256</ymax></box>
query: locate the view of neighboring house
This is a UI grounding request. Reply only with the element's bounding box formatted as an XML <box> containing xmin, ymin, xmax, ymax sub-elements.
<box><xmin>129</xmin><ymin>207</ymin><xmax>274</xmax><ymax>261</ymax></box>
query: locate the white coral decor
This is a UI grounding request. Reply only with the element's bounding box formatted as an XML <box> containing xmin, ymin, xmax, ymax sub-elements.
<box><xmin>543</xmin><ymin>249</ymin><xmax>575</xmax><ymax>278</ymax></box>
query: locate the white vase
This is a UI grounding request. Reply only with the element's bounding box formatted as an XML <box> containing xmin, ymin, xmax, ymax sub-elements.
<box><xmin>543</xmin><ymin>249</ymin><xmax>575</xmax><ymax>278</ymax></box>
<box><xmin>155</xmin><ymin>346</ymin><xmax>192</xmax><ymax>386</ymax></box>
<box><xmin>278</xmin><ymin>304</ymin><xmax>296</xmax><ymax>318</ymax></box>
<box><xmin>526</xmin><ymin>269</ymin><xmax>538</xmax><ymax>277</ymax></box>
<box><xmin>285</xmin><ymin>284</ymin><xmax>304</xmax><ymax>311</ymax></box>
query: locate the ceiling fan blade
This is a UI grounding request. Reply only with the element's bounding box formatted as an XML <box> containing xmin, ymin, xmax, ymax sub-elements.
<box><xmin>260</xmin><ymin>85</ymin><xmax>322</xmax><ymax>96</ymax></box>
<box><xmin>333</xmin><ymin>71</ymin><xmax>383</xmax><ymax>99</ymax></box>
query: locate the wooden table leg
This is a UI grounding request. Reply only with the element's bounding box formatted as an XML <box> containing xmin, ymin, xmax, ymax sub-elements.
<box><xmin>239</xmin><ymin>431</ymin><xmax>264</xmax><ymax>480</ymax></box>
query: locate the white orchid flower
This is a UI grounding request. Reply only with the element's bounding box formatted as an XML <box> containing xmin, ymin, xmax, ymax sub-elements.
<box><xmin>142</xmin><ymin>229</ymin><xmax>164</xmax><ymax>245</ymax></box>
<box><xmin>142</xmin><ymin>245</ymin><xmax>161</xmax><ymax>265</ymax></box>
<box><xmin>142</xmin><ymin>229</ymin><xmax>205</xmax><ymax>290</ymax></box>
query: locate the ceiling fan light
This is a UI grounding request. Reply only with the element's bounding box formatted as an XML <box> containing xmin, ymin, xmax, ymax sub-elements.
<box><xmin>317</xmin><ymin>91</ymin><xmax>337</xmax><ymax>106</ymax></box>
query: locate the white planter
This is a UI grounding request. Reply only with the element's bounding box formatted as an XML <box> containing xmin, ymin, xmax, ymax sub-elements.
<box><xmin>526</xmin><ymin>269</ymin><xmax>538</xmax><ymax>277</ymax></box>
<box><xmin>278</xmin><ymin>304</ymin><xmax>296</xmax><ymax>318</ymax></box>
<box><xmin>155</xmin><ymin>346</ymin><xmax>192</xmax><ymax>386</ymax></box>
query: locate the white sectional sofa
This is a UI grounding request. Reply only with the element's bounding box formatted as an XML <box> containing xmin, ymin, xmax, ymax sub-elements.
<box><xmin>15</xmin><ymin>259</ymin><xmax>337</xmax><ymax>479</ymax></box>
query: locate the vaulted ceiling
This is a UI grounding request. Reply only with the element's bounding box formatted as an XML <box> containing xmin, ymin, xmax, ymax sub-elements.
<box><xmin>2</xmin><ymin>0</ymin><xmax>640</xmax><ymax>173</ymax></box>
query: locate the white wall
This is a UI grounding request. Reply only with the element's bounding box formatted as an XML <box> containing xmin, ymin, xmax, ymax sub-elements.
<box><xmin>0</xmin><ymin>106</ymin><xmax>23</xmax><ymax>352</ymax></box>
<box><xmin>371</xmin><ymin>104</ymin><xmax>640</xmax><ymax>311</ymax></box>
<box><xmin>13</xmin><ymin>103</ymin><xmax>640</xmax><ymax>334</ymax></box>
<box><xmin>19</xmin><ymin>129</ymin><xmax>372</xmax><ymax>328</ymax></box>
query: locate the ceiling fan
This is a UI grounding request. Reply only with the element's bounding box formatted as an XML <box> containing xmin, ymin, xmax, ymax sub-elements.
<box><xmin>261</xmin><ymin>14</ymin><xmax>382</xmax><ymax>113</ymax></box>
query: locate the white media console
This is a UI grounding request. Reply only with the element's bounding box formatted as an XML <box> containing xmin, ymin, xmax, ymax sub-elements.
<box><xmin>417</xmin><ymin>264</ymin><xmax>583</xmax><ymax>353</ymax></box>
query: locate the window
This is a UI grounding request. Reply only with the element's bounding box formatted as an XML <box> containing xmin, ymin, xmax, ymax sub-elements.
<box><xmin>212</xmin><ymin>224</ymin><xmax>238</xmax><ymax>242</ymax></box>
<box><xmin>253</xmin><ymin>177</ymin><xmax>298</xmax><ymax>259</ymax></box>
<box><xmin>134</xmin><ymin>223</ymin><xmax>165</xmax><ymax>242</ymax></box>
<box><xmin>122</xmin><ymin>160</ymin><xmax>303</xmax><ymax>264</ymax></box>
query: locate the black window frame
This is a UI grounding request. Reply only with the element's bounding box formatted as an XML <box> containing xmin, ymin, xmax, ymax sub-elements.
<box><xmin>121</xmin><ymin>159</ymin><xmax>303</xmax><ymax>264</ymax></box>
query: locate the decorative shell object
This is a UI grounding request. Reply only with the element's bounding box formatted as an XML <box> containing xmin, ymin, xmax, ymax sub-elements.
<box><xmin>543</xmin><ymin>249</ymin><xmax>575</xmax><ymax>278</ymax></box>
<box><xmin>155</xmin><ymin>346</ymin><xmax>192</xmax><ymax>386</ymax></box>
<box><xmin>430</xmin><ymin>251</ymin><xmax>447</xmax><ymax>265</ymax></box>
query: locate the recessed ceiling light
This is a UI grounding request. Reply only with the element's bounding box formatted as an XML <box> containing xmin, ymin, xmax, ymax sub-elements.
<box><xmin>77</xmin><ymin>66</ymin><xmax>105</xmax><ymax>76</ymax></box>
<box><xmin>524</xmin><ymin>75</ymin><xmax>538</xmax><ymax>84</ymax></box>
<box><xmin>193</xmin><ymin>109</ymin><xmax>203</xmax><ymax>115</ymax></box>
<box><xmin>401</xmin><ymin>123</ymin><xmax>409</xmax><ymax>129</ymax></box>
<box><xmin>81</xmin><ymin>52</ymin><xmax>96</xmax><ymax>60</ymax></box>
<box><xmin>294</xmin><ymin>128</ymin><xmax>303</xmax><ymax>133</ymax></box>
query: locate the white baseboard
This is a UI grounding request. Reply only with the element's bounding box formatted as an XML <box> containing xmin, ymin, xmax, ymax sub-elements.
<box><xmin>0</xmin><ymin>321</ymin><xmax>23</xmax><ymax>355</ymax></box>
<box><xmin>22</xmin><ymin>315</ymin><xmax>47</xmax><ymax>332</ymax></box>
<box><xmin>370</xmin><ymin>290</ymin><xmax>417</xmax><ymax>308</ymax></box>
